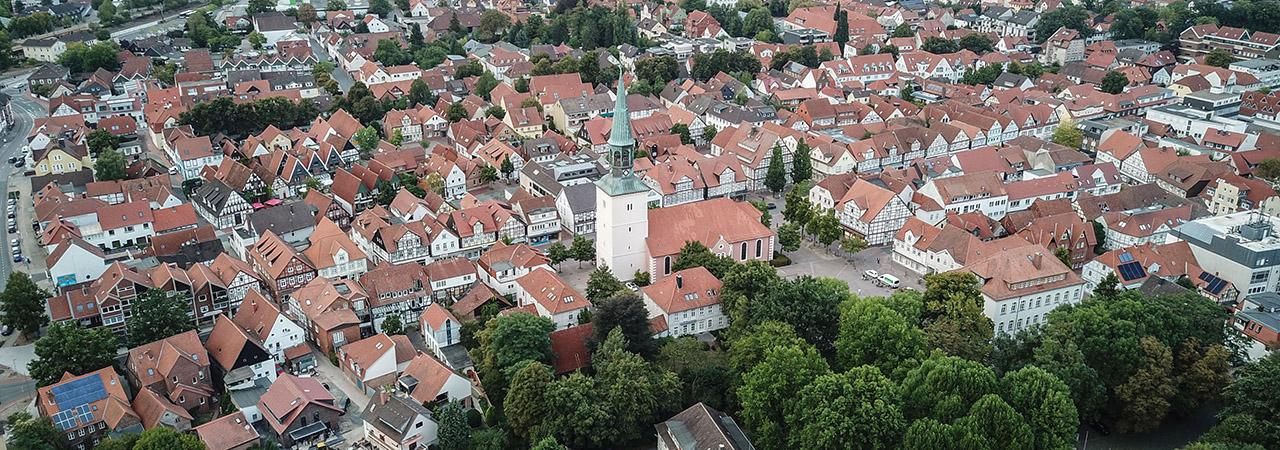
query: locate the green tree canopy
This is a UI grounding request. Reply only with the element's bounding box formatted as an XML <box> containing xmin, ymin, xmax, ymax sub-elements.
<box><xmin>786</xmin><ymin>366</ymin><xmax>906</xmax><ymax>450</ymax></box>
<box><xmin>126</xmin><ymin>290</ymin><xmax>195</xmax><ymax>348</ymax></box>
<box><xmin>29</xmin><ymin>322</ymin><xmax>119</xmax><ymax>386</ymax></box>
<box><xmin>0</xmin><ymin>272</ymin><xmax>50</xmax><ymax>337</ymax></box>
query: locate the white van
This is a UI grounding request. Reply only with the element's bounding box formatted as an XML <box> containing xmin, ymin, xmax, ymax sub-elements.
<box><xmin>878</xmin><ymin>274</ymin><xmax>901</xmax><ymax>289</ymax></box>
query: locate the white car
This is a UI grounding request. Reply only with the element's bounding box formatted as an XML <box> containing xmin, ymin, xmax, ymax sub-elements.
<box><xmin>863</xmin><ymin>269</ymin><xmax>879</xmax><ymax>280</ymax></box>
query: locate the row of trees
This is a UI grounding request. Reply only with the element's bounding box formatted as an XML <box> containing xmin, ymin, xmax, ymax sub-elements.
<box><xmin>180</xmin><ymin>96</ymin><xmax>320</xmax><ymax>138</ymax></box>
<box><xmin>58</xmin><ymin>42</ymin><xmax>122</xmax><ymax>74</ymax></box>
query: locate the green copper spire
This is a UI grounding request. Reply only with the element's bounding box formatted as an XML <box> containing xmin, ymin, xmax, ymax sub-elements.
<box><xmin>608</xmin><ymin>69</ymin><xmax>635</xmax><ymax>148</ymax></box>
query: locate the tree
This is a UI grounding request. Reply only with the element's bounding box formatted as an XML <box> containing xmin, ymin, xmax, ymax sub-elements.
<box><xmin>245</xmin><ymin>31</ymin><xmax>265</xmax><ymax>50</ymax></box>
<box><xmin>636</xmin><ymin>55</ymin><xmax>680</xmax><ymax>86</ymax></box>
<box><xmin>500</xmin><ymin>156</ymin><xmax>515</xmax><ymax>180</ymax></box>
<box><xmin>786</xmin><ymin>367</ymin><xmax>906</xmax><ymax>450</ymax></box>
<box><xmin>833</xmin><ymin>6</ymin><xmax>849</xmax><ymax>54</ymax></box>
<box><xmin>589</xmin><ymin>294</ymin><xmax>655</xmax><ymax>357</ymax></box>
<box><xmin>1175</xmin><ymin>341</ymin><xmax>1231</xmax><ymax>412</ymax></box>
<box><xmin>959</xmin><ymin>33</ymin><xmax>995</xmax><ymax>53</ymax></box>
<box><xmin>901</xmin><ymin>354</ymin><xmax>999</xmax><ymax>422</ymax></box>
<box><xmin>297</xmin><ymin>4</ymin><xmax>318</xmax><ymax>28</ymax></box>
<box><xmin>671</xmin><ymin>241</ymin><xmax>736</xmax><ymax>278</ymax></box>
<box><xmin>409</xmin><ymin>79</ymin><xmax>433</xmax><ymax>106</ymax></box>
<box><xmin>671</xmin><ymin>124</ymin><xmax>692</xmax><ymax>144</ymax></box>
<box><xmin>1034</xmin><ymin>6</ymin><xmax>1091</xmax><ymax>43</ymax></box>
<box><xmin>447</xmin><ymin>102</ymin><xmax>468</xmax><ymax>122</ymax></box>
<box><xmin>537</xmin><ymin>373</ymin><xmax>611</xmax><ymax>447</ymax></box>
<box><xmin>1094</xmin><ymin>272</ymin><xmax>1120</xmax><ymax>300</ymax></box>
<box><xmin>1206</xmin><ymin>354</ymin><xmax>1280</xmax><ymax>449</ymax></box>
<box><xmin>475</xmin><ymin>72</ymin><xmax>499</xmax><ymax>100</ymax></box>
<box><xmin>247</xmin><ymin>0</ymin><xmax>275</xmax><ymax>13</ymax></box>
<box><xmin>29</xmin><ymin>322</ymin><xmax>119</xmax><ymax>386</ymax></box>
<box><xmin>836</xmin><ymin>297</ymin><xmax>925</xmax><ymax>376</ymax></box>
<box><xmin>1256</xmin><ymin>158</ymin><xmax>1280</xmax><ymax>181</ymax></box>
<box><xmin>1053</xmin><ymin>246</ymin><xmax>1072</xmax><ymax>267</ymax></box>
<box><xmin>1114</xmin><ymin>336</ymin><xmax>1177</xmax><ymax>434</ymax></box>
<box><xmin>954</xmin><ymin>395</ymin><xmax>1035</xmax><ymax>450</ymax></box>
<box><xmin>1001</xmin><ymin>366</ymin><xmax>1079</xmax><ymax>450</ymax></box>
<box><xmin>591</xmin><ymin>329</ymin><xmax>680</xmax><ymax>442</ymax></box>
<box><xmin>504</xmin><ymin>362</ymin><xmax>552</xmax><ymax>440</ymax></box>
<box><xmin>0</xmin><ymin>272</ymin><xmax>50</xmax><ymax>337</ymax></box>
<box><xmin>435</xmin><ymin>401</ymin><xmax>470</xmax><ymax>450</ymax></box>
<box><xmin>478</xmin><ymin>165</ymin><xmax>499</xmax><ymax>184</ymax></box>
<box><xmin>126</xmin><ymin>290</ymin><xmax>195</xmax><ymax>348</ymax></box>
<box><xmin>570</xmin><ymin>235</ymin><xmax>595</xmax><ymax>268</ymax></box>
<box><xmin>892</xmin><ymin>23</ymin><xmax>914</xmax><ymax>37</ymax></box>
<box><xmin>134</xmin><ymin>426</ymin><xmax>206</xmax><ymax>450</ymax></box>
<box><xmin>738</xmin><ymin>344</ymin><xmax>830</xmax><ymax>449</ymax></box>
<box><xmin>380</xmin><ymin>315</ymin><xmax>403</xmax><ymax>335</ymax></box>
<box><xmin>472</xmin><ymin>312</ymin><xmax>555</xmax><ymax>401</ymax></box>
<box><xmin>94</xmin><ymin>149</ymin><xmax>128</xmax><ymax>181</ymax></box>
<box><xmin>1032</xmin><ymin>338</ymin><xmax>1107</xmax><ymax>424</ymax></box>
<box><xmin>485</xmin><ymin>106</ymin><xmax>506</xmax><ymax>120</ymax></box>
<box><xmin>368</xmin><ymin>0</ymin><xmax>391</xmax><ymax>16</ymax></box>
<box><xmin>783</xmin><ymin>181</ymin><xmax>814</xmax><ymax>224</ymax></box>
<box><xmin>841</xmin><ymin>235</ymin><xmax>868</xmax><ymax>256</ymax></box>
<box><xmin>778</xmin><ymin>222</ymin><xmax>802</xmax><ymax>252</ymax></box>
<box><xmin>353</xmin><ymin>126</ymin><xmax>381</xmax><ymax>159</ymax></box>
<box><xmin>1051</xmin><ymin>118</ymin><xmax>1083</xmax><ymax>149</ymax></box>
<box><xmin>750</xmin><ymin>200</ymin><xmax>772</xmax><ymax>228</ymax></box>
<box><xmin>922</xmin><ymin>36</ymin><xmax>960</xmax><ymax>53</ymax></box>
<box><xmin>86</xmin><ymin>128</ymin><xmax>124</xmax><ymax>157</ymax></box>
<box><xmin>585</xmin><ymin>265</ymin><xmax>626</xmax><ymax>303</ymax></box>
<box><xmin>7</xmin><ymin>412</ymin><xmax>63</xmax><ymax>450</ymax></box>
<box><xmin>327</xmin><ymin>0</ymin><xmax>347</xmax><ymax>9</ymax></box>
<box><xmin>1100</xmin><ymin>71</ymin><xmax>1129</xmax><ymax>94</ymax></box>
<box><xmin>530</xmin><ymin>437</ymin><xmax>567</xmax><ymax>450</ymax></box>
<box><xmin>742</xmin><ymin>276</ymin><xmax>848</xmax><ymax>354</ymax></box>
<box><xmin>58</xmin><ymin>42</ymin><xmax>121</xmax><ymax>74</ymax></box>
<box><xmin>476</xmin><ymin>10</ymin><xmax>512</xmax><ymax>42</ymax></box>
<box><xmin>742</xmin><ymin>7</ymin><xmax>774</xmax><ymax>38</ymax></box>
<box><xmin>791</xmin><ymin>139</ymin><xmax>812</xmax><ymax>183</ymax></box>
<box><xmin>1205</xmin><ymin>48</ymin><xmax>1235</xmax><ymax>68</ymax></box>
<box><xmin>808</xmin><ymin>211</ymin><xmax>843</xmax><ymax>250</ymax></box>
<box><xmin>703</xmin><ymin>125</ymin><xmax>718</xmax><ymax>141</ymax></box>
<box><xmin>546</xmin><ymin>242</ymin><xmax>570</xmax><ymax>269</ymax></box>
<box><xmin>765</xmin><ymin>146</ymin><xmax>787</xmax><ymax>194</ymax></box>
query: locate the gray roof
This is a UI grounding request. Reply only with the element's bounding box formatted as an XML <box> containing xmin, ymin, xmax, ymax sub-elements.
<box><xmin>249</xmin><ymin>201</ymin><xmax>318</xmax><ymax>236</ymax></box>
<box><xmin>559</xmin><ymin>93</ymin><xmax>614</xmax><ymax>116</ymax></box>
<box><xmin>560</xmin><ymin>182</ymin><xmax>597</xmax><ymax>214</ymax></box>
<box><xmin>192</xmin><ymin>179</ymin><xmax>243</xmax><ymax>214</ymax></box>
<box><xmin>362</xmin><ymin>394</ymin><xmax>431</xmax><ymax>441</ymax></box>
<box><xmin>253</xmin><ymin>12</ymin><xmax>297</xmax><ymax>32</ymax></box>
<box><xmin>656</xmin><ymin>403</ymin><xmax>755</xmax><ymax>450</ymax></box>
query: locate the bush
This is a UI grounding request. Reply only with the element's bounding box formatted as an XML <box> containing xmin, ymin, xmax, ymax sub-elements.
<box><xmin>466</xmin><ymin>408</ymin><xmax>483</xmax><ymax>428</ymax></box>
<box><xmin>770</xmin><ymin>252</ymin><xmax>792</xmax><ymax>267</ymax></box>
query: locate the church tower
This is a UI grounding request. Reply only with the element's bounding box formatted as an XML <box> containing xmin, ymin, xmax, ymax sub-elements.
<box><xmin>593</xmin><ymin>71</ymin><xmax>650</xmax><ymax>280</ymax></box>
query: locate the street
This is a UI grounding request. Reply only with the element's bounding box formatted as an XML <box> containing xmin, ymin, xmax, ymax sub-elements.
<box><xmin>0</xmin><ymin>72</ymin><xmax>43</xmax><ymax>293</ymax></box>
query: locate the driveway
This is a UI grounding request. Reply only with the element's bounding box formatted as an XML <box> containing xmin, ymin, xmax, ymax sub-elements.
<box><xmin>309</xmin><ymin>351</ymin><xmax>371</xmax><ymax>443</ymax></box>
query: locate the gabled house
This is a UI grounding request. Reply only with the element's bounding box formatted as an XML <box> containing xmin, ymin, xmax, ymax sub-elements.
<box><xmin>339</xmin><ymin>333</ymin><xmax>415</xmax><ymax>395</ymax></box>
<box><xmin>257</xmin><ymin>374</ymin><xmax>342</xmax><ymax>447</ymax></box>
<box><xmin>475</xmin><ymin>242</ymin><xmax>551</xmax><ymax>295</ymax></box>
<box><xmin>247</xmin><ymin>230</ymin><xmax>317</xmax><ymax>297</ymax></box>
<box><xmin>641</xmin><ymin>266</ymin><xmax>727</xmax><ymax>338</ymax></box>
<box><xmin>206</xmin><ymin>314</ymin><xmax>277</xmax><ymax>392</ymax></box>
<box><xmin>515</xmin><ymin>267</ymin><xmax>591</xmax><ymax>330</ymax></box>
<box><xmin>126</xmin><ymin>330</ymin><xmax>216</xmax><ymax>417</ymax></box>
<box><xmin>37</xmin><ymin>367</ymin><xmax>141</xmax><ymax>450</ymax></box>
<box><xmin>233</xmin><ymin>290</ymin><xmax>306</xmax><ymax>364</ymax></box>
<box><xmin>397</xmin><ymin>353</ymin><xmax>473</xmax><ymax>408</ymax></box>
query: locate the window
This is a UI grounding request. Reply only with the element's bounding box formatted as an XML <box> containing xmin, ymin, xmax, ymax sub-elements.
<box><xmin>664</xmin><ymin>256</ymin><xmax>671</xmax><ymax>275</ymax></box>
<box><xmin>1252</xmin><ymin>271</ymin><xmax>1269</xmax><ymax>283</ymax></box>
<box><xmin>755</xmin><ymin>239</ymin><xmax>762</xmax><ymax>258</ymax></box>
<box><xmin>740</xmin><ymin>242</ymin><xmax>747</xmax><ymax>260</ymax></box>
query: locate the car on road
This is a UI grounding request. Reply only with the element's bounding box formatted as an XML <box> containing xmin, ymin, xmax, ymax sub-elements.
<box><xmin>13</xmin><ymin>159</ymin><xmax>23</xmax><ymax>168</ymax></box>
<box><xmin>168</xmin><ymin>166</ymin><xmax>178</xmax><ymax>175</ymax></box>
<box><xmin>862</xmin><ymin>269</ymin><xmax>879</xmax><ymax>280</ymax></box>
<box><xmin>12</xmin><ymin>250</ymin><xmax>21</xmax><ymax>263</ymax></box>
<box><xmin>767</xmin><ymin>202</ymin><xmax>777</xmax><ymax>210</ymax></box>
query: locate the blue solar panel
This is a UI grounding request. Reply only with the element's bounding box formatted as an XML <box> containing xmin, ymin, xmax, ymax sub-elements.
<box><xmin>1117</xmin><ymin>262</ymin><xmax>1146</xmax><ymax>281</ymax></box>
<box><xmin>50</xmin><ymin>375</ymin><xmax>107</xmax><ymax>412</ymax></box>
<box><xmin>1197</xmin><ymin>272</ymin><xmax>1228</xmax><ymax>294</ymax></box>
<box><xmin>1119</xmin><ymin>252</ymin><xmax>1134</xmax><ymax>263</ymax></box>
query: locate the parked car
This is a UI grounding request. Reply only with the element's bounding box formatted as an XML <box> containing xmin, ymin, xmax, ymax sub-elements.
<box><xmin>877</xmin><ymin>274</ymin><xmax>901</xmax><ymax>289</ymax></box>
<box><xmin>1</xmin><ymin>325</ymin><xmax>11</xmax><ymax>336</ymax></box>
<box><xmin>862</xmin><ymin>269</ymin><xmax>879</xmax><ymax>280</ymax></box>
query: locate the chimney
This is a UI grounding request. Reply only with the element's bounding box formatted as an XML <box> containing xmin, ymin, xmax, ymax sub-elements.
<box><xmin>1030</xmin><ymin>253</ymin><xmax>1043</xmax><ymax>269</ymax></box>
<box><xmin>676</xmin><ymin>274</ymin><xmax>683</xmax><ymax>289</ymax></box>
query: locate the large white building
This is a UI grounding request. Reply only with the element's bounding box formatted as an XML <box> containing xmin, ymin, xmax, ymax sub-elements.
<box><xmin>1169</xmin><ymin>211</ymin><xmax>1280</xmax><ymax>296</ymax></box>
<box><xmin>961</xmin><ymin>242</ymin><xmax>1086</xmax><ymax>335</ymax></box>
<box><xmin>595</xmin><ymin>75</ymin><xmax>651</xmax><ymax>281</ymax></box>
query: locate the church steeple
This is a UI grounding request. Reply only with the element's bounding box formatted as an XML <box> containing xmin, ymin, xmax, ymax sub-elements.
<box><xmin>607</xmin><ymin>69</ymin><xmax>636</xmax><ymax>178</ymax></box>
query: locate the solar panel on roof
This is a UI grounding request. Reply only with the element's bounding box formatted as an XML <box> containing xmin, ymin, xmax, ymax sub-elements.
<box><xmin>1119</xmin><ymin>252</ymin><xmax>1134</xmax><ymax>263</ymax></box>
<box><xmin>50</xmin><ymin>375</ymin><xmax>107</xmax><ymax>412</ymax></box>
<box><xmin>1199</xmin><ymin>271</ymin><xmax>1213</xmax><ymax>282</ymax></box>
<box><xmin>1117</xmin><ymin>262</ymin><xmax>1146</xmax><ymax>281</ymax></box>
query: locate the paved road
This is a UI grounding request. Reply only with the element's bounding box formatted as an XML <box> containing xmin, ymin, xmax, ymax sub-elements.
<box><xmin>110</xmin><ymin>2</ymin><xmax>216</xmax><ymax>41</ymax></box>
<box><xmin>308</xmin><ymin>36</ymin><xmax>355</xmax><ymax>92</ymax></box>
<box><xmin>0</xmin><ymin>76</ymin><xmax>42</xmax><ymax>293</ymax></box>
<box><xmin>0</xmin><ymin>341</ymin><xmax>35</xmax><ymax>376</ymax></box>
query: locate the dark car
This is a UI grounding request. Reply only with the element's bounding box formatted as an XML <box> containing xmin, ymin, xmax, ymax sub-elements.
<box><xmin>767</xmin><ymin>202</ymin><xmax>777</xmax><ymax>210</ymax></box>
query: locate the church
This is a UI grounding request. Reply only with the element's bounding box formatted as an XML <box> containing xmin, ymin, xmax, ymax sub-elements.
<box><xmin>595</xmin><ymin>73</ymin><xmax>776</xmax><ymax>281</ymax></box>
